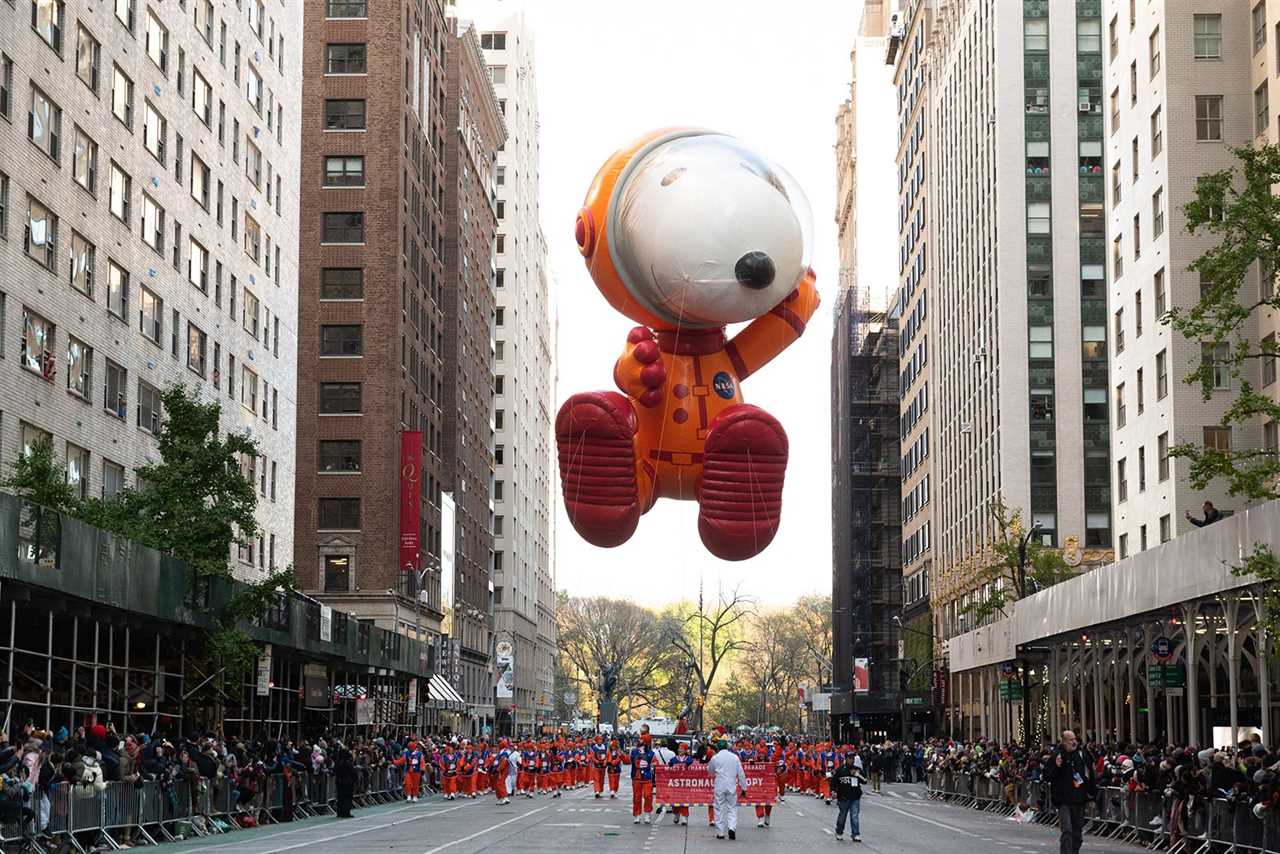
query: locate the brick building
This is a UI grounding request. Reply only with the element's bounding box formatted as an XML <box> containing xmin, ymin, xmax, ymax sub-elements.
<box><xmin>0</xmin><ymin>0</ymin><xmax>302</xmax><ymax>579</ymax></box>
<box><xmin>441</xmin><ymin>18</ymin><xmax>504</xmax><ymax>729</ymax></box>
<box><xmin>294</xmin><ymin>0</ymin><xmax>451</xmax><ymax>646</ymax></box>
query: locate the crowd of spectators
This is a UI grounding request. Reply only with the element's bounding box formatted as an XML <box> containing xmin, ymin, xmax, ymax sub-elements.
<box><xmin>922</xmin><ymin>732</ymin><xmax>1280</xmax><ymax>840</ymax></box>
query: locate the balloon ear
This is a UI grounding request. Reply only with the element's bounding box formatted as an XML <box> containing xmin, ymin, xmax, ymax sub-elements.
<box><xmin>575</xmin><ymin>208</ymin><xmax>596</xmax><ymax>258</ymax></box>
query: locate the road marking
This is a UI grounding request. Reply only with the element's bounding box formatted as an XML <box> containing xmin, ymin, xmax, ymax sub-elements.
<box><xmin>822</xmin><ymin>827</ymin><xmax>833</xmax><ymax>836</ymax></box>
<box><xmin>888</xmin><ymin>791</ymin><xmax>903</xmax><ymax>798</ymax></box>
<box><xmin>249</xmin><ymin>803</ymin><xmax>473</xmax><ymax>854</ymax></box>
<box><xmin>867</xmin><ymin>799</ymin><xmax>985</xmax><ymax>838</ymax></box>
<box><xmin>421</xmin><ymin>805</ymin><xmax>549</xmax><ymax>854</ymax></box>
<box><xmin>796</xmin><ymin>810</ymin><xmax>806</xmax><ymax>817</ymax></box>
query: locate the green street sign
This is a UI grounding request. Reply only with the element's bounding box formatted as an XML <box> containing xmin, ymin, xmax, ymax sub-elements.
<box><xmin>1147</xmin><ymin>665</ymin><xmax>1185</xmax><ymax>688</ymax></box>
<box><xmin>998</xmin><ymin>680</ymin><xmax>1023</xmax><ymax>700</ymax></box>
<box><xmin>905</xmin><ymin>697</ymin><xmax>924</xmax><ymax>706</ymax></box>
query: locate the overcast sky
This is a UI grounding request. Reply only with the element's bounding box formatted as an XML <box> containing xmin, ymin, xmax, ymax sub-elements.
<box><xmin>460</xmin><ymin>0</ymin><xmax>870</xmax><ymax>606</ymax></box>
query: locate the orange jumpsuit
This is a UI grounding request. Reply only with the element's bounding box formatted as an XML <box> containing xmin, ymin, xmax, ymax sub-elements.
<box><xmin>606</xmin><ymin>748</ymin><xmax>623</xmax><ymax>795</ymax></box>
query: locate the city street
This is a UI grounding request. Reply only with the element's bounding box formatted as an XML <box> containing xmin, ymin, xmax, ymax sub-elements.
<box><xmin>161</xmin><ymin>781</ymin><xmax>1143</xmax><ymax>853</ymax></box>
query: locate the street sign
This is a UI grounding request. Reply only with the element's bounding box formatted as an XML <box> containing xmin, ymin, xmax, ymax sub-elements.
<box><xmin>904</xmin><ymin>697</ymin><xmax>924</xmax><ymax>706</ymax></box>
<box><xmin>1147</xmin><ymin>664</ymin><xmax>1185</xmax><ymax>688</ymax></box>
<box><xmin>1151</xmin><ymin>636</ymin><xmax>1174</xmax><ymax>663</ymax></box>
<box><xmin>998</xmin><ymin>679</ymin><xmax>1023</xmax><ymax>700</ymax></box>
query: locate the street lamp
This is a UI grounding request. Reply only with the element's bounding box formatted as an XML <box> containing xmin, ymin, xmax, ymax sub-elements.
<box><xmin>1015</xmin><ymin>522</ymin><xmax>1041</xmax><ymax>746</ymax></box>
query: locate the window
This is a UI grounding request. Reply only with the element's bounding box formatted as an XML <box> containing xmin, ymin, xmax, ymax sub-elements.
<box><xmin>66</xmin><ymin>337</ymin><xmax>91</xmax><ymax>398</ymax></box>
<box><xmin>1023</xmin><ymin>19</ymin><xmax>1047</xmax><ymax>51</ymax></box>
<box><xmin>102</xmin><ymin>460</ymin><xmax>124</xmax><ymax>498</ymax></box>
<box><xmin>1113</xmin><ymin>235</ymin><xmax>1123</xmax><ymax>279</ymax></box>
<box><xmin>1114</xmin><ymin>308</ymin><xmax>1125</xmax><ymax>354</ymax></box>
<box><xmin>1137</xmin><ymin>367</ymin><xmax>1145</xmax><ymax>413</ymax></box>
<box><xmin>1115</xmin><ymin>383</ymin><xmax>1126</xmax><ymax>427</ymax></box>
<box><xmin>1194</xmin><ymin>15</ymin><xmax>1221</xmax><ymax>60</ymax></box>
<box><xmin>63</xmin><ymin>442</ymin><xmax>89</xmax><ymax>498</ymax></box>
<box><xmin>322</xmin><ymin>212</ymin><xmax>364</xmax><ymax>243</ymax></box>
<box><xmin>1255</xmin><ymin>2</ymin><xmax>1267</xmax><ymax>54</ymax></box>
<box><xmin>326</xmin><ymin>0</ymin><xmax>365</xmax><ymax>16</ymax></box>
<box><xmin>104</xmin><ymin>359</ymin><xmax>126</xmax><ymax>417</ymax></box>
<box><xmin>490</xmin><ymin>65</ymin><xmax>507</xmax><ymax>84</ymax></box>
<box><xmin>1111</xmin><ymin>161</ymin><xmax>1121</xmax><ymax>205</ymax></box>
<box><xmin>194</xmin><ymin>0</ymin><xmax>214</xmax><ymax>44</ymax></box>
<box><xmin>1152</xmin><ymin>187</ymin><xmax>1164</xmax><ymax>237</ymax></box>
<box><xmin>1156</xmin><ymin>349</ymin><xmax>1168</xmax><ymax>399</ymax></box>
<box><xmin>1134</xmin><ymin>290</ymin><xmax>1144</xmax><ymax>338</ymax></box>
<box><xmin>325</xmin><ymin>43</ymin><xmax>366</xmax><ymax>73</ymax></box>
<box><xmin>244</xmin><ymin>138</ymin><xmax>262</xmax><ymax>186</ymax></box>
<box><xmin>1257</xmin><ymin>83</ymin><xmax>1270</xmax><ymax>136</ymax></box>
<box><xmin>186</xmin><ymin>322</ymin><xmax>206</xmax><ymax>376</ymax></box>
<box><xmin>320</xmin><ymin>324</ymin><xmax>362</xmax><ymax>356</ymax></box>
<box><xmin>245</xmin><ymin>64</ymin><xmax>262</xmax><ymax>114</ymax></box>
<box><xmin>1110</xmin><ymin>88</ymin><xmax>1119</xmax><ymax>129</ymax></box>
<box><xmin>323</xmin><ymin>555</ymin><xmax>349</xmax><ymax>592</ymax></box>
<box><xmin>240</xmin><ymin>364</ymin><xmax>257</xmax><ymax>411</ymax></box>
<box><xmin>480</xmin><ymin>32</ymin><xmax>506</xmax><ymax>50</ymax></box>
<box><xmin>324</xmin><ymin>99</ymin><xmax>365</xmax><ymax>129</ymax></box>
<box><xmin>1026</xmin><ymin>202</ymin><xmax>1050</xmax><ymax>234</ymax></box>
<box><xmin>1133</xmin><ymin>213</ymin><xmax>1142</xmax><ymax>259</ymax></box>
<box><xmin>25</xmin><ymin>197</ymin><xmax>57</xmax><ymax>271</ymax></box>
<box><xmin>71</xmin><ymin>127</ymin><xmax>97</xmax><ymax>192</ymax></box>
<box><xmin>1204</xmin><ymin>426</ymin><xmax>1232</xmax><ymax>451</ymax></box>
<box><xmin>191</xmin><ymin>154</ymin><xmax>210</xmax><ymax>208</ymax></box>
<box><xmin>323</xmin><ymin>156</ymin><xmax>364</xmax><ymax>187</ymax></box>
<box><xmin>145</xmin><ymin>11</ymin><xmax>168</xmax><ymax>72</ymax></box>
<box><xmin>111</xmin><ymin>66</ymin><xmax>133</xmax><ymax>127</ymax></box>
<box><xmin>318</xmin><ymin>498</ymin><xmax>359</xmax><ymax>530</ymax></box>
<box><xmin>1028</xmin><ymin>326</ymin><xmax>1053</xmax><ymax>359</ymax></box>
<box><xmin>1129</xmin><ymin>61</ymin><xmax>1137</xmax><ymax>104</ymax></box>
<box><xmin>107</xmin><ymin>261</ymin><xmax>127</xmax><ymax>319</ymax></box>
<box><xmin>1148</xmin><ymin>26</ymin><xmax>1160</xmax><ymax>77</ymax></box>
<box><xmin>1131</xmin><ymin>136</ymin><xmax>1139</xmax><ymax>182</ymax></box>
<box><xmin>1202</xmin><ymin>341</ymin><xmax>1231</xmax><ymax>389</ymax></box>
<box><xmin>319</xmin><ymin>440</ymin><xmax>360</xmax><ymax>472</ymax></box>
<box><xmin>1264</xmin><ymin>333</ymin><xmax>1277</xmax><ymax>386</ymax></box>
<box><xmin>105</xmin><ymin>164</ymin><xmax>130</xmax><ymax>225</ymax></box>
<box><xmin>21</xmin><ymin>309</ymin><xmax>54</xmax><ymax>376</ymax></box>
<box><xmin>1267</xmin><ymin>420</ymin><xmax>1279</xmax><ymax>454</ymax></box>
<box><xmin>32</xmin><ymin>0</ymin><xmax>64</xmax><ymax>51</ymax></box>
<box><xmin>1109</xmin><ymin>15</ymin><xmax>1118</xmax><ymax>60</ymax></box>
<box><xmin>243</xmin><ymin>212</ymin><xmax>260</xmax><ymax>259</ymax></box>
<box><xmin>1195</xmin><ymin>95</ymin><xmax>1223</xmax><ymax>141</ymax></box>
<box><xmin>320</xmin><ymin>382</ymin><xmax>361</xmax><ymax>413</ymax></box>
<box><xmin>188</xmin><ymin>238</ymin><xmax>208</xmax><ymax>291</ymax></box>
<box><xmin>76</xmin><ymin>26</ymin><xmax>99</xmax><ymax>90</ymax></box>
<box><xmin>1150</xmin><ymin>107</ymin><xmax>1162</xmax><ymax>157</ymax></box>
<box><xmin>192</xmin><ymin>70</ymin><xmax>211</xmax><ymax>125</ymax></box>
<box><xmin>1154</xmin><ymin>268</ymin><xmax>1166</xmax><ymax>317</ymax></box>
<box><xmin>29</xmin><ymin>87</ymin><xmax>61</xmax><ymax>161</ymax></box>
<box><xmin>242</xmin><ymin>289</ymin><xmax>260</xmax><ymax>337</ymax></box>
<box><xmin>1117</xmin><ymin>458</ymin><xmax>1128</xmax><ymax>502</ymax></box>
<box><xmin>143</xmin><ymin>102</ymin><xmax>166</xmax><ymax>161</ymax></box>
<box><xmin>1119</xmin><ymin>533</ymin><xmax>1128</xmax><ymax>560</ymax></box>
<box><xmin>495</xmin><ymin>167</ymin><xmax>505</xmax><ymax>187</ymax></box>
<box><xmin>1160</xmin><ymin>514</ymin><xmax>1171</xmax><ymax>543</ymax></box>
<box><xmin>69</xmin><ymin>231</ymin><xmax>93</xmax><ymax>297</ymax></box>
<box><xmin>139</xmin><ymin>286</ymin><xmax>161</xmax><ymax>343</ymax></box>
<box><xmin>141</xmin><ymin>194</ymin><xmax>163</xmax><ymax>251</ymax></box>
<box><xmin>114</xmin><ymin>0</ymin><xmax>134</xmax><ymax>30</ymax></box>
<box><xmin>496</xmin><ymin>200</ymin><xmax>506</xmax><ymax>220</ymax></box>
<box><xmin>320</xmin><ymin>268</ymin><xmax>363</xmax><ymax>299</ymax></box>
<box><xmin>137</xmin><ymin>380</ymin><xmax>161</xmax><ymax>433</ymax></box>
<box><xmin>1138</xmin><ymin>446</ymin><xmax>1147</xmax><ymax>492</ymax></box>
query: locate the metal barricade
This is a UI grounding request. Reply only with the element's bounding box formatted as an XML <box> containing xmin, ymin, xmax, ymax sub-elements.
<box><xmin>1226</xmin><ymin>800</ymin><xmax>1268</xmax><ymax>853</ymax></box>
<box><xmin>1177</xmin><ymin>796</ymin><xmax>1212</xmax><ymax>852</ymax></box>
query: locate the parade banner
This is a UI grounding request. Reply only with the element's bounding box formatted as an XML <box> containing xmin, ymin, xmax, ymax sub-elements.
<box><xmin>399</xmin><ymin>431</ymin><xmax>423</xmax><ymax>571</ymax></box>
<box><xmin>654</xmin><ymin>763</ymin><xmax>776</xmax><ymax>806</ymax></box>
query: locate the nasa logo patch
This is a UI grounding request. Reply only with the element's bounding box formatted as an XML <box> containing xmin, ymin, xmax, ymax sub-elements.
<box><xmin>712</xmin><ymin>371</ymin><xmax>736</xmax><ymax>400</ymax></box>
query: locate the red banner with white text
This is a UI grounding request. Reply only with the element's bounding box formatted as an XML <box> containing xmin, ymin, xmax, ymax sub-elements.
<box><xmin>654</xmin><ymin>763</ymin><xmax>776</xmax><ymax>806</ymax></box>
<box><xmin>399</xmin><ymin>431</ymin><xmax>422</xmax><ymax>571</ymax></box>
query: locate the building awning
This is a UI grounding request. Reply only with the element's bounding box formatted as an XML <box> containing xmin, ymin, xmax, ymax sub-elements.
<box><xmin>428</xmin><ymin>674</ymin><xmax>466</xmax><ymax>710</ymax></box>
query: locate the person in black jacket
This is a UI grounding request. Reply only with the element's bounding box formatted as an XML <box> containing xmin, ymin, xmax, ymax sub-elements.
<box><xmin>334</xmin><ymin>748</ymin><xmax>356</xmax><ymax>819</ymax></box>
<box><xmin>830</xmin><ymin>754</ymin><xmax>867</xmax><ymax>842</ymax></box>
<box><xmin>1042</xmin><ymin>731</ymin><xmax>1094</xmax><ymax>854</ymax></box>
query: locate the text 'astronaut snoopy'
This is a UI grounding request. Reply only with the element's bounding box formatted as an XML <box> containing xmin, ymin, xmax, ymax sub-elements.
<box><xmin>557</xmin><ymin>129</ymin><xmax>821</xmax><ymax>561</ymax></box>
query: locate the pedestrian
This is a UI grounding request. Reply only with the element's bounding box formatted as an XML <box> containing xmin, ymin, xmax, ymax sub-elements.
<box><xmin>831</xmin><ymin>751</ymin><xmax>866</xmax><ymax>842</ymax></box>
<box><xmin>707</xmin><ymin>739</ymin><xmax>748</xmax><ymax>840</ymax></box>
<box><xmin>1043</xmin><ymin>730</ymin><xmax>1094</xmax><ymax>854</ymax></box>
<box><xmin>628</xmin><ymin>734</ymin><xmax>656</xmax><ymax>824</ymax></box>
<box><xmin>1186</xmin><ymin>501</ymin><xmax>1223</xmax><ymax>528</ymax></box>
<box><xmin>334</xmin><ymin>748</ymin><xmax>356</xmax><ymax>819</ymax></box>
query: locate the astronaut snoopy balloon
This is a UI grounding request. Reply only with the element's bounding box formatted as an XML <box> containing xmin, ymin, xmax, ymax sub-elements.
<box><xmin>559</xmin><ymin>129</ymin><xmax>820</xmax><ymax>561</ymax></box>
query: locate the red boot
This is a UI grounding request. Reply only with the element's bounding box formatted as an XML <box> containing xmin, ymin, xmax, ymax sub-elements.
<box><xmin>556</xmin><ymin>391</ymin><xmax>642</xmax><ymax>548</ymax></box>
<box><xmin>696</xmin><ymin>404</ymin><xmax>788</xmax><ymax>560</ymax></box>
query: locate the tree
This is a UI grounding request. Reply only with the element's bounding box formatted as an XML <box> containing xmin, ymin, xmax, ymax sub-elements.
<box><xmin>962</xmin><ymin>498</ymin><xmax>1073</xmax><ymax>628</ymax></box>
<box><xmin>666</xmin><ymin>586</ymin><xmax>754</xmax><ymax>730</ymax></box>
<box><xmin>1</xmin><ymin>439</ymin><xmax>79</xmax><ymax>512</ymax></box>
<box><xmin>792</xmin><ymin>593</ymin><xmax>833</xmax><ymax>687</ymax></box>
<box><xmin>555</xmin><ymin>596</ymin><xmax>673</xmax><ymax>723</ymax></box>
<box><xmin>1176</xmin><ymin>143</ymin><xmax>1280</xmax><ymax>638</ymax></box>
<box><xmin>738</xmin><ymin>610</ymin><xmax>805</xmax><ymax>730</ymax></box>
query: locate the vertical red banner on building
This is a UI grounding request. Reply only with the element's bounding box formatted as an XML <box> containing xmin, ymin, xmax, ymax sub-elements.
<box><xmin>399</xmin><ymin>431</ymin><xmax>423</xmax><ymax>571</ymax></box>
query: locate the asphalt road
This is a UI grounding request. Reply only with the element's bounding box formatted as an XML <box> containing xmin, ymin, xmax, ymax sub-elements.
<box><xmin>162</xmin><ymin>779</ymin><xmax>1145</xmax><ymax>853</ymax></box>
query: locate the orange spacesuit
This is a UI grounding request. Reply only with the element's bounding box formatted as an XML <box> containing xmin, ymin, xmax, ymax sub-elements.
<box><xmin>558</xmin><ymin>128</ymin><xmax>820</xmax><ymax>562</ymax></box>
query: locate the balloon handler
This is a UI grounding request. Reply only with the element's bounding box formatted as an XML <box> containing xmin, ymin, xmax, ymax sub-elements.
<box><xmin>558</xmin><ymin>129</ymin><xmax>820</xmax><ymax>562</ymax></box>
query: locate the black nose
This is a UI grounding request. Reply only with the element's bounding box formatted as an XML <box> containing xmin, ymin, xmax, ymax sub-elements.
<box><xmin>735</xmin><ymin>251</ymin><xmax>776</xmax><ymax>290</ymax></box>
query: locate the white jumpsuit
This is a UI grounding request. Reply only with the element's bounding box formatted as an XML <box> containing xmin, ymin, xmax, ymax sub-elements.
<box><xmin>706</xmin><ymin>748</ymin><xmax>748</xmax><ymax>835</ymax></box>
